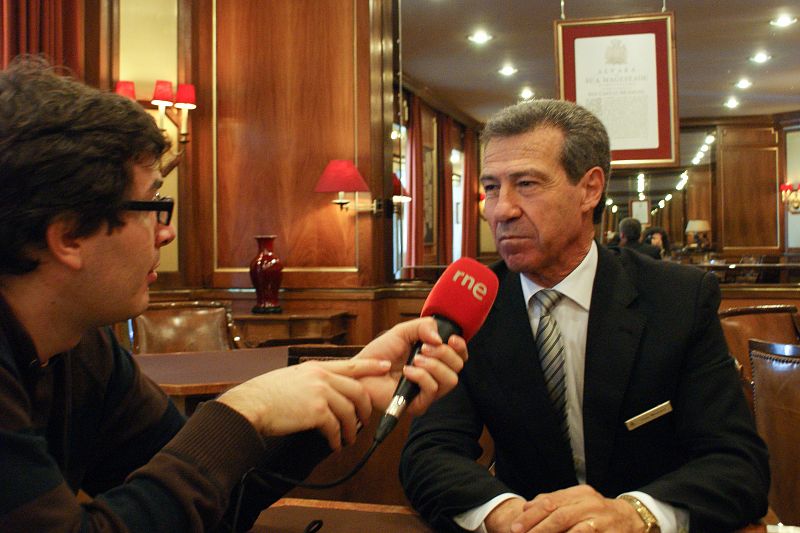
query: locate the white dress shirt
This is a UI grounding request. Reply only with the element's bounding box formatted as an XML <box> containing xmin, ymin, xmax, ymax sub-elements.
<box><xmin>454</xmin><ymin>242</ymin><xmax>688</xmax><ymax>532</ymax></box>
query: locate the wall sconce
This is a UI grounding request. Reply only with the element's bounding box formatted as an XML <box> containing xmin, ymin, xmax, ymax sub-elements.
<box><xmin>114</xmin><ymin>79</ymin><xmax>197</xmax><ymax>177</ymax></box>
<box><xmin>391</xmin><ymin>173</ymin><xmax>411</xmax><ymax>213</ymax></box>
<box><xmin>314</xmin><ymin>160</ymin><xmax>370</xmax><ymax>210</ymax></box>
<box><xmin>780</xmin><ymin>183</ymin><xmax>800</xmax><ymax>213</ymax></box>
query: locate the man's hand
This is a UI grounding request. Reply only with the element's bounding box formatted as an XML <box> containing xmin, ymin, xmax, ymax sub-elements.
<box><xmin>217</xmin><ymin>317</ymin><xmax>467</xmax><ymax>451</ymax></box>
<box><xmin>353</xmin><ymin>316</ymin><xmax>468</xmax><ymax>415</ymax></box>
<box><xmin>485</xmin><ymin>498</ymin><xmax>526</xmax><ymax>533</ymax></box>
<box><xmin>217</xmin><ymin>358</ymin><xmax>389</xmax><ymax>450</ymax></box>
<box><xmin>509</xmin><ymin>485</ymin><xmax>645</xmax><ymax>532</ymax></box>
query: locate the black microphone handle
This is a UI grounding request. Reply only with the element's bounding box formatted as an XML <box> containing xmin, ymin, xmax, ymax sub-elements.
<box><xmin>374</xmin><ymin>315</ymin><xmax>462</xmax><ymax>443</ymax></box>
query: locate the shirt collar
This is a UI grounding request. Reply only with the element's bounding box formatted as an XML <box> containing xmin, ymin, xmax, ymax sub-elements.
<box><xmin>520</xmin><ymin>240</ymin><xmax>598</xmax><ymax>312</ymax></box>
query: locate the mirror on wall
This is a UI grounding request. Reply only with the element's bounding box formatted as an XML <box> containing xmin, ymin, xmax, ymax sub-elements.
<box><xmin>392</xmin><ymin>1</ymin><xmax>800</xmax><ymax>282</ymax></box>
<box><xmin>474</xmin><ymin>128</ymin><xmax>718</xmax><ymax>260</ymax></box>
<box><xmin>602</xmin><ymin>128</ymin><xmax>717</xmax><ymax>254</ymax></box>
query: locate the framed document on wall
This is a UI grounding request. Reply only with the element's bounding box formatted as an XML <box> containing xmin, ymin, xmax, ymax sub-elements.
<box><xmin>630</xmin><ymin>200</ymin><xmax>651</xmax><ymax>225</ymax></box>
<box><xmin>555</xmin><ymin>12</ymin><xmax>678</xmax><ymax>167</ymax></box>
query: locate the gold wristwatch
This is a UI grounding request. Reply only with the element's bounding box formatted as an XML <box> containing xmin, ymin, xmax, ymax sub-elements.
<box><xmin>617</xmin><ymin>494</ymin><xmax>661</xmax><ymax>533</ymax></box>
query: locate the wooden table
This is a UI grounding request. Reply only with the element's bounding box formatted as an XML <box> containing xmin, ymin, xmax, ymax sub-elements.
<box><xmin>133</xmin><ymin>347</ymin><xmax>288</xmax><ymax>412</ymax></box>
<box><xmin>234</xmin><ymin>311</ymin><xmax>349</xmax><ymax>347</ymax></box>
<box><xmin>250</xmin><ymin>499</ymin><xmax>776</xmax><ymax>533</ymax></box>
<box><xmin>251</xmin><ymin>498</ymin><xmax>434</xmax><ymax>532</ymax></box>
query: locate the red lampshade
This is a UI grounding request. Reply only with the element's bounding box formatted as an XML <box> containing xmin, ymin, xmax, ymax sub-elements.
<box><xmin>114</xmin><ymin>80</ymin><xmax>136</xmax><ymax>100</ymax></box>
<box><xmin>391</xmin><ymin>173</ymin><xmax>411</xmax><ymax>203</ymax></box>
<box><xmin>314</xmin><ymin>160</ymin><xmax>370</xmax><ymax>193</ymax></box>
<box><xmin>174</xmin><ymin>83</ymin><xmax>197</xmax><ymax>109</ymax></box>
<box><xmin>391</xmin><ymin>173</ymin><xmax>403</xmax><ymax>196</ymax></box>
<box><xmin>151</xmin><ymin>80</ymin><xmax>174</xmax><ymax>106</ymax></box>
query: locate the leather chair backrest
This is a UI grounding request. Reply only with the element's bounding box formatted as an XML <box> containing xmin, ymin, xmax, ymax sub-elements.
<box><xmin>132</xmin><ymin>300</ymin><xmax>239</xmax><ymax>354</ymax></box>
<box><xmin>718</xmin><ymin>305</ymin><xmax>799</xmax><ymax>412</ymax></box>
<box><xmin>750</xmin><ymin>340</ymin><xmax>800</xmax><ymax>525</ymax></box>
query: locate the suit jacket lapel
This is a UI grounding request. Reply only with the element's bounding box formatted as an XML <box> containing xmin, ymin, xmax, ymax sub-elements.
<box><xmin>487</xmin><ymin>266</ymin><xmax>578</xmax><ymax>487</ymax></box>
<box><xmin>583</xmin><ymin>246</ymin><xmax>645</xmax><ymax>486</ymax></box>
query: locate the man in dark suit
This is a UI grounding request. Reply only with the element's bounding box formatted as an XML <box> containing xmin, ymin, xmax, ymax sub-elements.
<box><xmin>399</xmin><ymin>99</ymin><xmax>768</xmax><ymax>533</ymax></box>
<box><xmin>619</xmin><ymin>217</ymin><xmax>662</xmax><ymax>259</ymax></box>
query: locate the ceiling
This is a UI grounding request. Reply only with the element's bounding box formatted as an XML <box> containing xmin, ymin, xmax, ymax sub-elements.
<box><xmin>402</xmin><ymin>0</ymin><xmax>800</xmax><ymax>125</ymax></box>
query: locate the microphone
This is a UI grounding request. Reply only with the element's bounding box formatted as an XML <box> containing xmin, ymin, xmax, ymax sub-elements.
<box><xmin>374</xmin><ymin>257</ymin><xmax>499</xmax><ymax>443</ymax></box>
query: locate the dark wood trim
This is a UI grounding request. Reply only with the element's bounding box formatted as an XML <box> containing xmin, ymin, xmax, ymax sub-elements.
<box><xmin>185</xmin><ymin>0</ymin><xmax>215</xmax><ymax>288</ymax></box>
<box><xmin>680</xmin><ymin>115</ymin><xmax>775</xmax><ymax>128</ymax></box>
<box><xmin>83</xmin><ymin>0</ymin><xmax>114</xmax><ymax>89</ymax></box>
<box><xmin>371</xmin><ymin>0</ymin><xmax>396</xmax><ymax>284</ymax></box>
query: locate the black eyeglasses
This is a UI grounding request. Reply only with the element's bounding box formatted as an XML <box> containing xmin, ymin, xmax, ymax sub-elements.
<box><xmin>121</xmin><ymin>194</ymin><xmax>174</xmax><ymax>225</ymax></box>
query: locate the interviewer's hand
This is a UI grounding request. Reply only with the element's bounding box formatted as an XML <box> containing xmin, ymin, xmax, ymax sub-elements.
<box><xmin>509</xmin><ymin>485</ymin><xmax>643</xmax><ymax>533</ymax></box>
<box><xmin>217</xmin><ymin>358</ymin><xmax>390</xmax><ymax>450</ymax></box>
<box><xmin>353</xmin><ymin>316</ymin><xmax>468</xmax><ymax>416</ymax></box>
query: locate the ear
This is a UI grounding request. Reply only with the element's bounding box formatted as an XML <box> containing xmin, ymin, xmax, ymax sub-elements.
<box><xmin>579</xmin><ymin>166</ymin><xmax>606</xmax><ymax>215</ymax></box>
<box><xmin>44</xmin><ymin>217</ymin><xmax>85</xmax><ymax>271</ymax></box>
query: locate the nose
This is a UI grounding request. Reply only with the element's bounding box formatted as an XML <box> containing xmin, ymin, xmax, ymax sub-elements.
<box><xmin>156</xmin><ymin>222</ymin><xmax>176</xmax><ymax>248</ymax></box>
<box><xmin>490</xmin><ymin>187</ymin><xmax>521</xmax><ymax>222</ymax></box>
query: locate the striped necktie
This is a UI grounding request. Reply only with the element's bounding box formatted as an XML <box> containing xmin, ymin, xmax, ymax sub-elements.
<box><xmin>533</xmin><ymin>289</ymin><xmax>569</xmax><ymax>442</ymax></box>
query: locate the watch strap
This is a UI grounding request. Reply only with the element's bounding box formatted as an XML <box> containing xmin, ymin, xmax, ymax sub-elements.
<box><xmin>617</xmin><ymin>494</ymin><xmax>661</xmax><ymax>533</ymax></box>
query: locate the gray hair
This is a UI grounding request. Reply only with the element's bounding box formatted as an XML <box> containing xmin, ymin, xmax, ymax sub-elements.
<box><xmin>481</xmin><ymin>99</ymin><xmax>610</xmax><ymax>223</ymax></box>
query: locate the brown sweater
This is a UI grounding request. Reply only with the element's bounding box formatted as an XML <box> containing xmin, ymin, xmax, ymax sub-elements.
<box><xmin>0</xmin><ymin>296</ymin><xmax>331</xmax><ymax>532</ymax></box>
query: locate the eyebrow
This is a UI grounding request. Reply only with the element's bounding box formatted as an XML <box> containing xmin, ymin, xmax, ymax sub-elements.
<box><xmin>480</xmin><ymin>170</ymin><xmax>544</xmax><ymax>182</ymax></box>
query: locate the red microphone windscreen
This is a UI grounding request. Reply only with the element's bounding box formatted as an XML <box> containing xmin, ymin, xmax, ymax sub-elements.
<box><xmin>420</xmin><ymin>257</ymin><xmax>499</xmax><ymax>341</ymax></box>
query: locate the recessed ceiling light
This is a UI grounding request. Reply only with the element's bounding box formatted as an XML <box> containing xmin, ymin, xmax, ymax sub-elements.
<box><xmin>638</xmin><ymin>192</ymin><xmax>646</xmax><ymax>201</ymax></box>
<box><xmin>611</xmin><ymin>205</ymin><xmax>618</xmax><ymax>213</ymax></box>
<box><xmin>519</xmin><ymin>87</ymin><xmax>534</xmax><ymax>100</ymax></box>
<box><xmin>665</xmin><ymin>193</ymin><xmax>673</xmax><ymax>202</ymax></box>
<box><xmin>605</xmin><ymin>198</ymin><xmax>613</xmax><ymax>206</ymax></box>
<box><xmin>735</xmin><ymin>78</ymin><xmax>752</xmax><ymax>89</ymax></box>
<box><xmin>704</xmin><ymin>134</ymin><xmax>716</xmax><ymax>144</ymax></box>
<box><xmin>498</xmin><ymin>65</ymin><xmax>518</xmax><ymax>76</ymax></box>
<box><xmin>658</xmin><ymin>199</ymin><xmax>666</xmax><ymax>209</ymax></box>
<box><xmin>468</xmin><ymin>30</ymin><xmax>493</xmax><ymax>44</ymax></box>
<box><xmin>770</xmin><ymin>14</ymin><xmax>797</xmax><ymax>27</ymax></box>
<box><xmin>750</xmin><ymin>51</ymin><xmax>771</xmax><ymax>63</ymax></box>
<box><xmin>724</xmin><ymin>96</ymin><xmax>740</xmax><ymax>109</ymax></box>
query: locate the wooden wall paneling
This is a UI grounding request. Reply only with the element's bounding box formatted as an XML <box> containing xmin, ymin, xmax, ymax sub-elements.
<box><xmin>685</xmin><ymin>165</ymin><xmax>712</xmax><ymax>244</ymax></box>
<box><xmin>668</xmin><ymin>189</ymin><xmax>685</xmax><ymax>247</ymax></box>
<box><xmin>367</xmin><ymin>0</ymin><xmax>396</xmax><ymax>285</ymax></box>
<box><xmin>181</xmin><ymin>0</ymin><xmax>215</xmax><ymax>288</ymax></box>
<box><xmin>209</xmin><ymin>0</ymin><xmax>383</xmax><ymax>290</ymax></box>
<box><xmin>718</xmin><ymin>126</ymin><xmax>781</xmax><ymax>254</ymax></box>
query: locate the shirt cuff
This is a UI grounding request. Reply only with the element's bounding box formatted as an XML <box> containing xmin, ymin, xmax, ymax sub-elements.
<box><xmin>453</xmin><ymin>493</ymin><xmax>525</xmax><ymax>532</ymax></box>
<box><xmin>624</xmin><ymin>491</ymin><xmax>690</xmax><ymax>533</ymax></box>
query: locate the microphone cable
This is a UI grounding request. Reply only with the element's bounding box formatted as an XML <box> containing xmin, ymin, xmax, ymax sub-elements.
<box><xmin>230</xmin><ymin>438</ymin><xmax>381</xmax><ymax>531</ymax></box>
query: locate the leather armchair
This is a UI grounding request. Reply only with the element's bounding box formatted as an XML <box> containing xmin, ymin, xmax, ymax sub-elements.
<box><xmin>749</xmin><ymin>339</ymin><xmax>800</xmax><ymax>525</ymax></box>
<box><xmin>719</xmin><ymin>305</ymin><xmax>799</xmax><ymax>413</ymax></box>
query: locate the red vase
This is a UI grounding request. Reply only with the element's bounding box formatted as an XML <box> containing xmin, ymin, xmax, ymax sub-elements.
<box><xmin>249</xmin><ymin>235</ymin><xmax>283</xmax><ymax>314</ymax></box>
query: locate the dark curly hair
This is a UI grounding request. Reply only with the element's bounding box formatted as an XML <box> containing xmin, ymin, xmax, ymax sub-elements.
<box><xmin>481</xmin><ymin>99</ymin><xmax>611</xmax><ymax>224</ymax></box>
<box><xmin>0</xmin><ymin>55</ymin><xmax>167</xmax><ymax>274</ymax></box>
<box><xmin>643</xmin><ymin>226</ymin><xmax>671</xmax><ymax>254</ymax></box>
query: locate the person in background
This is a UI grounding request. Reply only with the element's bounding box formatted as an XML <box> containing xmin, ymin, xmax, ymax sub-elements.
<box><xmin>618</xmin><ymin>217</ymin><xmax>661</xmax><ymax>260</ymax></box>
<box><xmin>643</xmin><ymin>226</ymin><xmax>671</xmax><ymax>259</ymax></box>
<box><xmin>400</xmin><ymin>98</ymin><xmax>768</xmax><ymax>533</ymax></box>
<box><xmin>0</xmin><ymin>56</ymin><xmax>468</xmax><ymax>532</ymax></box>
